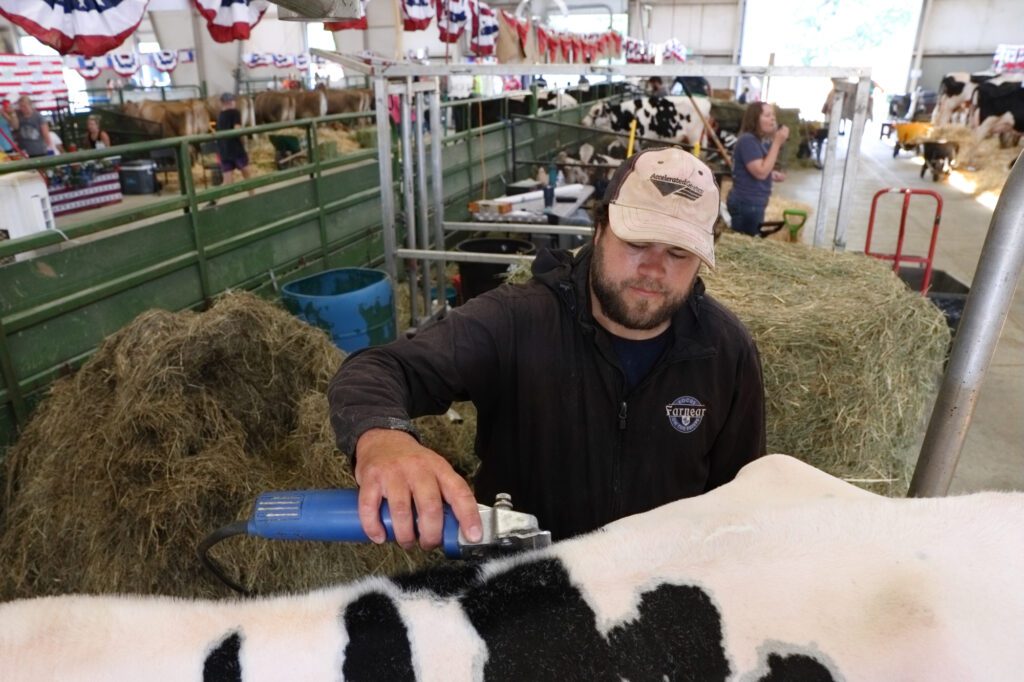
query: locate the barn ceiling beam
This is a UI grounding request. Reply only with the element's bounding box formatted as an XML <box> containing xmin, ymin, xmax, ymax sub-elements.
<box><xmin>311</xmin><ymin>48</ymin><xmax>871</xmax><ymax>79</ymax></box>
<box><xmin>272</xmin><ymin>0</ymin><xmax>363</xmax><ymax>21</ymax></box>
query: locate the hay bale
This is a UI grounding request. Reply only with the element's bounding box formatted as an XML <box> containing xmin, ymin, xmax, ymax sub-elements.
<box><xmin>0</xmin><ymin>292</ymin><xmax>443</xmax><ymax>600</ymax></box>
<box><xmin>703</xmin><ymin>234</ymin><xmax>949</xmax><ymax>494</ymax></box>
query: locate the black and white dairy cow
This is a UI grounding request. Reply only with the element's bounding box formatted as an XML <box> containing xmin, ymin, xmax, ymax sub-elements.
<box><xmin>932</xmin><ymin>72</ymin><xmax>978</xmax><ymax>126</ymax></box>
<box><xmin>973</xmin><ymin>74</ymin><xmax>1024</xmax><ymax>142</ymax></box>
<box><xmin>2</xmin><ymin>454</ymin><xmax>1023</xmax><ymax>681</ymax></box>
<box><xmin>581</xmin><ymin>96</ymin><xmax>712</xmax><ymax>147</ymax></box>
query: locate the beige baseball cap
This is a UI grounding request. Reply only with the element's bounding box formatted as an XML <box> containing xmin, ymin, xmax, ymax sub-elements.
<box><xmin>604</xmin><ymin>147</ymin><xmax>720</xmax><ymax>269</ymax></box>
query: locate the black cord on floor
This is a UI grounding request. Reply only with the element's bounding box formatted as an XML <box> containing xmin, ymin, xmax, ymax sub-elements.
<box><xmin>198</xmin><ymin>521</ymin><xmax>253</xmax><ymax>596</ymax></box>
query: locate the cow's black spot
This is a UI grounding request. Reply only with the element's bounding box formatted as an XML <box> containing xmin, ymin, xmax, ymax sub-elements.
<box><xmin>757</xmin><ymin>653</ymin><xmax>836</xmax><ymax>682</ymax></box>
<box><xmin>392</xmin><ymin>561</ymin><xmax>483</xmax><ymax>597</ymax></box>
<box><xmin>203</xmin><ymin>631</ymin><xmax>241</xmax><ymax>682</ymax></box>
<box><xmin>460</xmin><ymin>558</ymin><xmax>732</xmax><ymax>681</ymax></box>
<box><xmin>342</xmin><ymin>591</ymin><xmax>415</xmax><ymax>682</ymax></box>
<box><xmin>607</xmin><ymin>583</ymin><xmax>731</xmax><ymax>681</ymax></box>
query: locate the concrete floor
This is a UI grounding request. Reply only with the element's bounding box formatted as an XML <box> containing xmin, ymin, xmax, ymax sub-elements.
<box><xmin>773</xmin><ymin>124</ymin><xmax>1023</xmax><ymax>494</ymax></box>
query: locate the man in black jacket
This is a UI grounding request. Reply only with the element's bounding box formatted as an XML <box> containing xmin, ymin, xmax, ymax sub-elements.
<box><xmin>328</xmin><ymin>147</ymin><xmax>766</xmax><ymax>550</ymax></box>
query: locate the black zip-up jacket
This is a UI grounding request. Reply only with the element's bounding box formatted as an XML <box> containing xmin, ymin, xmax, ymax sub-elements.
<box><xmin>328</xmin><ymin>245</ymin><xmax>766</xmax><ymax>540</ymax></box>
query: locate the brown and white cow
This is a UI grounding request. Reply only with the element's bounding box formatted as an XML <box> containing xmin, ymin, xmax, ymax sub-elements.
<box><xmin>290</xmin><ymin>90</ymin><xmax>328</xmax><ymax>121</ymax></box>
<box><xmin>122</xmin><ymin>99</ymin><xmax>206</xmax><ymax>138</ymax></box>
<box><xmin>1</xmin><ymin>455</ymin><xmax>1022</xmax><ymax>681</ymax></box>
<box><xmin>253</xmin><ymin>91</ymin><xmax>297</xmax><ymax>125</ymax></box>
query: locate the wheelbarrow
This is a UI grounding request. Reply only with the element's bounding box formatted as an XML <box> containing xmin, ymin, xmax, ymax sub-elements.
<box><xmin>758</xmin><ymin>209</ymin><xmax>808</xmax><ymax>242</ymax></box>
<box><xmin>892</xmin><ymin>122</ymin><xmax>932</xmax><ymax>157</ymax></box>
<box><xmin>268</xmin><ymin>134</ymin><xmax>307</xmax><ymax>170</ymax></box>
<box><xmin>918</xmin><ymin>140</ymin><xmax>959</xmax><ymax>182</ymax></box>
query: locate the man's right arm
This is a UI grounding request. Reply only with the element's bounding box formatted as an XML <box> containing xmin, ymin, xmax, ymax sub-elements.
<box><xmin>327</xmin><ymin>298</ymin><xmax>511</xmax><ymax>550</ymax></box>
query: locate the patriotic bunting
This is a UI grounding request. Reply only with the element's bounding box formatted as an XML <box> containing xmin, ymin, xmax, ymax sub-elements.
<box><xmin>403</xmin><ymin>0</ymin><xmax>434</xmax><ymax>31</ymax></box>
<box><xmin>0</xmin><ymin>0</ymin><xmax>150</xmax><ymax>56</ymax></box>
<box><xmin>109</xmin><ymin>52</ymin><xmax>139</xmax><ymax>76</ymax></box>
<box><xmin>324</xmin><ymin>0</ymin><xmax>369</xmax><ymax>30</ymax></box>
<box><xmin>469</xmin><ymin>0</ymin><xmax>498</xmax><ymax>57</ymax></box>
<box><xmin>295</xmin><ymin>53</ymin><xmax>310</xmax><ymax>71</ymax></box>
<box><xmin>272</xmin><ymin>54</ymin><xmax>295</xmax><ymax>68</ymax></box>
<box><xmin>0</xmin><ymin>54</ymin><xmax>68</xmax><ymax>110</ymax></box>
<box><xmin>436</xmin><ymin>0</ymin><xmax>469</xmax><ymax>43</ymax></box>
<box><xmin>153</xmin><ymin>50</ymin><xmax>178</xmax><ymax>72</ymax></box>
<box><xmin>192</xmin><ymin>0</ymin><xmax>269</xmax><ymax>43</ymax></box>
<box><xmin>75</xmin><ymin>56</ymin><xmax>102</xmax><ymax>79</ymax></box>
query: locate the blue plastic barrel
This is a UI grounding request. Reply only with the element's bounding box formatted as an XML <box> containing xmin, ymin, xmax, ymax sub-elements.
<box><xmin>281</xmin><ymin>268</ymin><xmax>395</xmax><ymax>353</ymax></box>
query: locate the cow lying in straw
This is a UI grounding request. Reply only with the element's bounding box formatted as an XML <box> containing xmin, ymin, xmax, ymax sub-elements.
<box><xmin>1</xmin><ymin>454</ymin><xmax>1021</xmax><ymax>681</ymax></box>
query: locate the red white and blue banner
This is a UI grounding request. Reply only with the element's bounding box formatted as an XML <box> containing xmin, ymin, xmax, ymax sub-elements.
<box><xmin>67</xmin><ymin>49</ymin><xmax>196</xmax><ymax>78</ymax></box>
<box><xmin>153</xmin><ymin>50</ymin><xmax>177</xmax><ymax>72</ymax></box>
<box><xmin>402</xmin><ymin>0</ymin><xmax>433</xmax><ymax>31</ymax></box>
<box><xmin>994</xmin><ymin>44</ymin><xmax>1024</xmax><ymax>73</ymax></box>
<box><xmin>192</xmin><ymin>0</ymin><xmax>268</xmax><ymax>43</ymax></box>
<box><xmin>272</xmin><ymin>53</ymin><xmax>294</xmax><ymax>68</ymax></box>
<box><xmin>243</xmin><ymin>52</ymin><xmax>313</xmax><ymax>70</ymax></box>
<box><xmin>323</xmin><ymin>0</ymin><xmax>369</xmax><ymax>30</ymax></box>
<box><xmin>0</xmin><ymin>54</ymin><xmax>68</xmax><ymax>110</ymax></box>
<box><xmin>468</xmin><ymin>0</ymin><xmax>497</xmax><ymax>57</ymax></box>
<box><xmin>0</xmin><ymin>0</ymin><xmax>150</xmax><ymax>56</ymax></box>
<box><xmin>436</xmin><ymin>0</ymin><xmax>468</xmax><ymax>43</ymax></box>
<box><xmin>109</xmin><ymin>51</ymin><xmax>139</xmax><ymax>76</ymax></box>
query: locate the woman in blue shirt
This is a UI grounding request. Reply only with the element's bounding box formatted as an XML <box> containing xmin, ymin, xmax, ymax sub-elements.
<box><xmin>726</xmin><ymin>102</ymin><xmax>790</xmax><ymax>236</ymax></box>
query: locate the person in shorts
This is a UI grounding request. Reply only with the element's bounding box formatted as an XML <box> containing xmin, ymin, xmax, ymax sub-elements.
<box><xmin>215</xmin><ymin>93</ymin><xmax>254</xmax><ymax>188</ymax></box>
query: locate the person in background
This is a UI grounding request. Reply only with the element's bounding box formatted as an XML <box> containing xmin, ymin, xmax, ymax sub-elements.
<box><xmin>726</xmin><ymin>101</ymin><xmax>789</xmax><ymax>237</ymax></box>
<box><xmin>215</xmin><ymin>92</ymin><xmax>254</xmax><ymax>191</ymax></box>
<box><xmin>3</xmin><ymin>96</ymin><xmax>49</xmax><ymax>158</ymax></box>
<box><xmin>648</xmin><ymin>76</ymin><xmax>668</xmax><ymax>97</ymax></box>
<box><xmin>46</xmin><ymin>128</ymin><xmax>64</xmax><ymax>155</ymax></box>
<box><xmin>738</xmin><ymin>87</ymin><xmax>750</xmax><ymax>104</ymax></box>
<box><xmin>82</xmin><ymin>115</ymin><xmax>111</xmax><ymax>150</ymax></box>
<box><xmin>328</xmin><ymin>147</ymin><xmax>766</xmax><ymax>549</ymax></box>
<box><xmin>0</xmin><ymin>100</ymin><xmax>16</xmax><ymax>157</ymax></box>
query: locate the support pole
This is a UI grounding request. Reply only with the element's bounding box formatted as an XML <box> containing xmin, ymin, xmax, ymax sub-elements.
<box><xmin>400</xmin><ymin>78</ymin><xmax>421</xmax><ymax>323</ymax></box>
<box><xmin>429</xmin><ymin>81</ymin><xmax>448</xmax><ymax>313</ymax></box>
<box><xmin>909</xmin><ymin>151</ymin><xmax>1024</xmax><ymax>497</ymax></box>
<box><xmin>374</xmin><ymin>76</ymin><xmax>398</xmax><ymax>282</ymax></box>
<box><xmin>814</xmin><ymin>91</ymin><xmax>844</xmax><ymax>247</ymax></box>
<box><xmin>832</xmin><ymin>77</ymin><xmax>870</xmax><ymax>250</ymax></box>
<box><xmin>415</xmin><ymin>88</ymin><xmax>432</xmax><ymax>322</ymax></box>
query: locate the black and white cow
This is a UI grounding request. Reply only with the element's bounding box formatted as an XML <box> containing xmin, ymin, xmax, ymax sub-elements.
<box><xmin>2</xmin><ymin>454</ymin><xmax>1023</xmax><ymax>681</ymax></box>
<box><xmin>581</xmin><ymin>96</ymin><xmax>711</xmax><ymax>147</ymax></box>
<box><xmin>932</xmin><ymin>72</ymin><xmax>977</xmax><ymax>126</ymax></box>
<box><xmin>973</xmin><ymin>74</ymin><xmax>1024</xmax><ymax>141</ymax></box>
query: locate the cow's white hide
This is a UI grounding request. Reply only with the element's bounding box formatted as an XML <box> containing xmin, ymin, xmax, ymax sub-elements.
<box><xmin>1</xmin><ymin>454</ymin><xmax>1022</xmax><ymax>681</ymax></box>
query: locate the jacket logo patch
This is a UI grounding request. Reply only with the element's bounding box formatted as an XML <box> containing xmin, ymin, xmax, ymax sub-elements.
<box><xmin>665</xmin><ymin>396</ymin><xmax>707</xmax><ymax>433</ymax></box>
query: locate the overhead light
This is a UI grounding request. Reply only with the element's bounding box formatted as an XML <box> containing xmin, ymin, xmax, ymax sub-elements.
<box><xmin>274</xmin><ymin>0</ymin><xmax>363</xmax><ymax>21</ymax></box>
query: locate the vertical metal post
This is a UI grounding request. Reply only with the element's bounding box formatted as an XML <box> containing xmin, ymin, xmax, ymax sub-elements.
<box><xmin>0</xmin><ymin>316</ymin><xmax>28</xmax><ymax>429</ymax></box>
<box><xmin>429</xmin><ymin>82</ymin><xmax>448</xmax><ymax>309</ymax></box>
<box><xmin>180</xmin><ymin>139</ymin><xmax>211</xmax><ymax>304</ymax></box>
<box><xmin>813</xmin><ymin>91</ymin><xmax>844</xmax><ymax>247</ymax></box>
<box><xmin>910</xmin><ymin>153</ymin><xmax>1024</xmax><ymax>496</ymax></box>
<box><xmin>832</xmin><ymin>77</ymin><xmax>871</xmax><ymax>250</ymax></box>
<box><xmin>309</xmin><ymin>122</ymin><xmax>330</xmax><ymax>264</ymax></box>
<box><xmin>414</xmin><ymin>88</ymin><xmax>432</xmax><ymax>321</ymax></box>
<box><xmin>374</xmin><ymin>76</ymin><xmax>398</xmax><ymax>282</ymax></box>
<box><xmin>400</xmin><ymin>78</ymin><xmax>421</xmax><ymax>323</ymax></box>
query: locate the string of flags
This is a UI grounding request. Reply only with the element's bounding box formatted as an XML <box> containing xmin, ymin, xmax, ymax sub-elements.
<box><xmin>624</xmin><ymin>37</ymin><xmax>688</xmax><ymax>64</ymax></box>
<box><xmin>993</xmin><ymin>44</ymin><xmax>1024</xmax><ymax>72</ymax></box>
<box><xmin>242</xmin><ymin>53</ymin><xmax>314</xmax><ymax>70</ymax></box>
<box><xmin>66</xmin><ymin>50</ymin><xmax>197</xmax><ymax>80</ymax></box>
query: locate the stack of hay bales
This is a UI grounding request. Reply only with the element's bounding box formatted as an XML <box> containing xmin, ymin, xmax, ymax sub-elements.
<box><xmin>0</xmin><ymin>293</ymin><xmax>465</xmax><ymax>601</ymax></box>
<box><xmin>703</xmin><ymin>234</ymin><xmax>949</xmax><ymax>494</ymax></box>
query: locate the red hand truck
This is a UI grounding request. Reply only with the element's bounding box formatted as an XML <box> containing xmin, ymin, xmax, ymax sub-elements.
<box><xmin>864</xmin><ymin>188</ymin><xmax>943</xmax><ymax>294</ymax></box>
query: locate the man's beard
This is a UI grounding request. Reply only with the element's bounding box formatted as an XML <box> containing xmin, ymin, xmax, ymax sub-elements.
<box><xmin>590</xmin><ymin>240</ymin><xmax>690</xmax><ymax>331</ymax></box>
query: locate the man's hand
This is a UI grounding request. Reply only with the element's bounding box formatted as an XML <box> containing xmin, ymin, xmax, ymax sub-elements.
<box><xmin>354</xmin><ymin>428</ymin><xmax>483</xmax><ymax>551</ymax></box>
